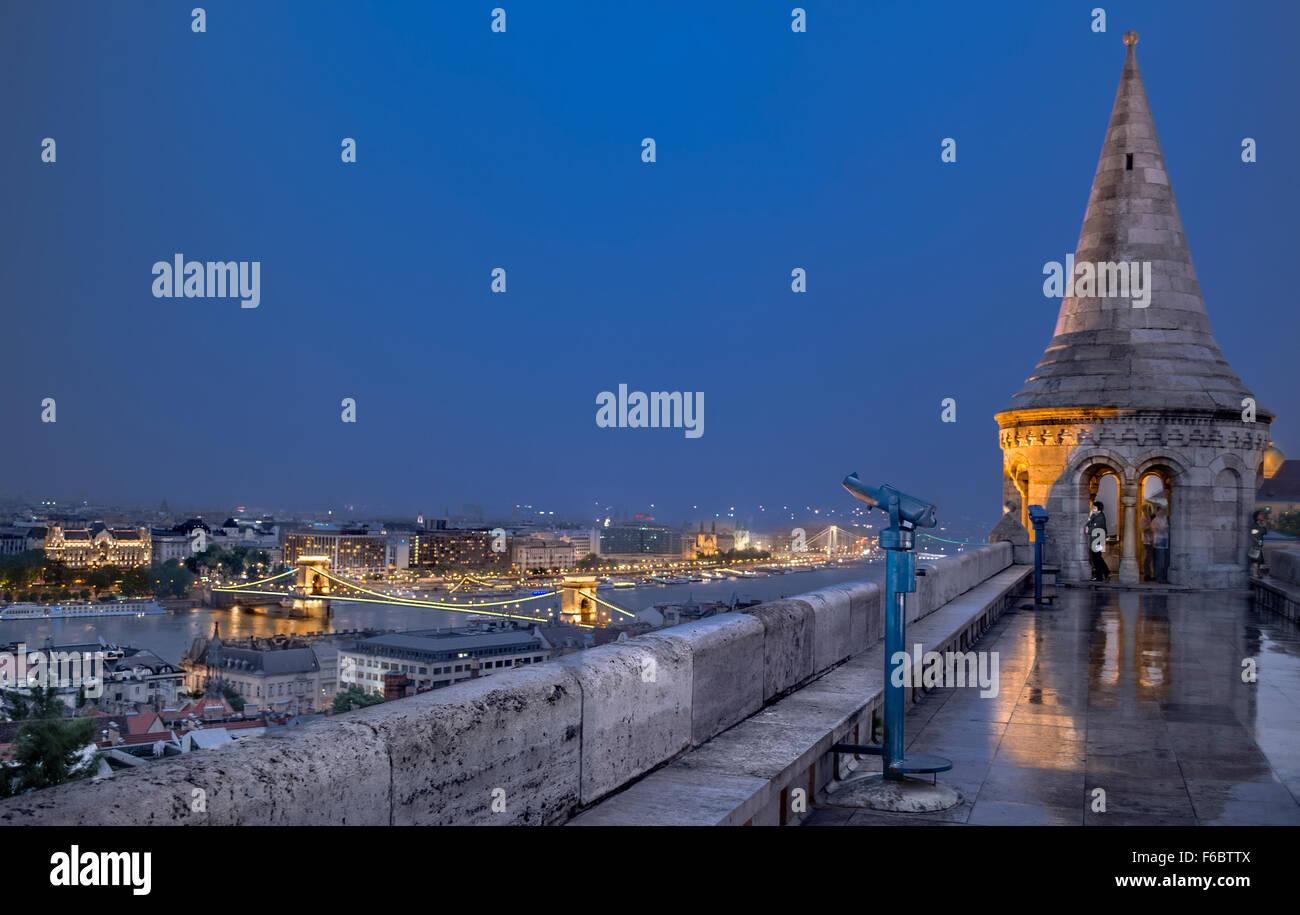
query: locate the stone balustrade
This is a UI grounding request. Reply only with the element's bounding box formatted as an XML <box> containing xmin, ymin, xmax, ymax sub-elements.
<box><xmin>0</xmin><ymin>542</ymin><xmax>1016</xmax><ymax>826</ymax></box>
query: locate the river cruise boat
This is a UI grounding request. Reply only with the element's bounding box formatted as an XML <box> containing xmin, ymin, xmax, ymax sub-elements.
<box><xmin>0</xmin><ymin>598</ymin><xmax>166</xmax><ymax>621</ymax></box>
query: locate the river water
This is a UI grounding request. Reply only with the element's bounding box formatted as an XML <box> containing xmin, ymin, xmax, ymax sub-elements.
<box><xmin>0</xmin><ymin>561</ymin><xmax>890</xmax><ymax>664</ymax></box>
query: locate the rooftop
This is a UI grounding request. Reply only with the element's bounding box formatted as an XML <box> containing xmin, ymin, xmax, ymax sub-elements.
<box><xmin>1258</xmin><ymin>460</ymin><xmax>1300</xmax><ymax>502</ymax></box>
<box><xmin>353</xmin><ymin>628</ymin><xmax>544</xmax><ymax>655</ymax></box>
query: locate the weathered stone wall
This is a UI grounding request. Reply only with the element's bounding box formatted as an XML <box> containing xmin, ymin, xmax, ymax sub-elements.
<box><xmin>0</xmin><ymin>543</ymin><xmax>1012</xmax><ymax>826</ymax></box>
<box><xmin>1270</xmin><ymin>547</ymin><xmax>1300</xmax><ymax>588</ymax></box>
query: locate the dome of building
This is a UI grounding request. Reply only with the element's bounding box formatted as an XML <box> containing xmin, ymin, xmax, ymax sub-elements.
<box><xmin>1262</xmin><ymin>445</ymin><xmax>1286</xmax><ymax>479</ymax></box>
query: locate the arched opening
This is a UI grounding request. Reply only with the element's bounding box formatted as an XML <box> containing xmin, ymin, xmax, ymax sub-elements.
<box><xmin>1086</xmin><ymin>467</ymin><xmax>1123</xmax><ymax>581</ymax></box>
<box><xmin>1137</xmin><ymin>471</ymin><xmax>1169</xmax><ymax>582</ymax></box>
<box><xmin>1003</xmin><ymin>461</ymin><xmax>1030</xmax><ymax>532</ymax></box>
<box><xmin>1013</xmin><ymin>465</ymin><xmax>1030</xmax><ymax>532</ymax></box>
<box><xmin>1138</xmin><ymin>467</ymin><xmax>1173</xmax><ymax>583</ymax></box>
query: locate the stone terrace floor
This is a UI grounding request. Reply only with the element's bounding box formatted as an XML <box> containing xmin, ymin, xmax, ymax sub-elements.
<box><xmin>805</xmin><ymin>587</ymin><xmax>1300</xmax><ymax>826</ymax></box>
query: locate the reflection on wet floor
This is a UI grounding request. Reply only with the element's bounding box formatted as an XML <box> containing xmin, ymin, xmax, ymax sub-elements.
<box><xmin>805</xmin><ymin>588</ymin><xmax>1300</xmax><ymax>826</ymax></box>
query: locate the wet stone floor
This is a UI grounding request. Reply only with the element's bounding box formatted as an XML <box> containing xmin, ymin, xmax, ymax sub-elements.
<box><xmin>804</xmin><ymin>587</ymin><xmax>1300</xmax><ymax>826</ymax></box>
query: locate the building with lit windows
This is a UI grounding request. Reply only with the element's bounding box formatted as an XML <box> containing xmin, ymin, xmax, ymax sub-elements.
<box><xmin>45</xmin><ymin>524</ymin><xmax>151</xmax><ymax>568</ymax></box>
<box><xmin>410</xmin><ymin>529</ymin><xmax>507</xmax><ymax>570</ymax></box>
<box><xmin>339</xmin><ymin>627</ymin><xmax>549</xmax><ymax>694</ymax></box>
<box><xmin>596</xmin><ymin>522</ymin><xmax>682</xmax><ymax>560</ymax></box>
<box><xmin>282</xmin><ymin>529</ymin><xmax>390</xmax><ymax>574</ymax></box>
<box><xmin>182</xmin><ymin>633</ymin><xmax>329</xmax><ymax>715</ymax></box>
<box><xmin>510</xmin><ymin>538</ymin><xmax>576</xmax><ymax>571</ymax></box>
<box><xmin>150</xmin><ymin>528</ymin><xmax>192</xmax><ymax>566</ymax></box>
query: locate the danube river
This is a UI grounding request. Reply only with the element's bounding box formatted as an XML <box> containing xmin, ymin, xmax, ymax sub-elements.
<box><xmin>0</xmin><ymin>561</ymin><xmax>892</xmax><ymax>664</ymax></box>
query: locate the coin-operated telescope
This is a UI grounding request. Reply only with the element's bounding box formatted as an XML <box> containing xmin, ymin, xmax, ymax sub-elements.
<box><xmin>1022</xmin><ymin>505</ymin><xmax>1052</xmax><ymax>609</ymax></box>
<box><xmin>840</xmin><ymin>475</ymin><xmax>938</xmax><ymax>530</ymax></box>
<box><xmin>831</xmin><ymin>474</ymin><xmax>956</xmax><ymax>806</ymax></box>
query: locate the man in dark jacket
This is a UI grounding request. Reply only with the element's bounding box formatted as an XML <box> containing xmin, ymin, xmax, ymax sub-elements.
<box><xmin>1249</xmin><ymin>509</ymin><xmax>1268</xmax><ymax>578</ymax></box>
<box><xmin>1085</xmin><ymin>501</ymin><xmax>1110</xmax><ymax>582</ymax></box>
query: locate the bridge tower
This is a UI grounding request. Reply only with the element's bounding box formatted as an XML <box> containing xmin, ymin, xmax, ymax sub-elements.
<box><xmin>559</xmin><ymin>576</ymin><xmax>600</xmax><ymax>626</ymax></box>
<box><xmin>296</xmin><ymin>557</ymin><xmax>332</xmax><ymax>595</ymax></box>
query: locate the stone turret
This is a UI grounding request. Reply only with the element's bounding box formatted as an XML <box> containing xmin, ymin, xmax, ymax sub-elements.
<box><xmin>995</xmin><ymin>32</ymin><xmax>1272</xmax><ymax>588</ymax></box>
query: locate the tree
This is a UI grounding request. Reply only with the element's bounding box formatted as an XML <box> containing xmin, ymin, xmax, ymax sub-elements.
<box><xmin>0</xmin><ymin>551</ymin><xmax>44</xmax><ymax>589</ymax></box>
<box><xmin>576</xmin><ymin>552</ymin><xmax>601</xmax><ymax>571</ymax></box>
<box><xmin>118</xmin><ymin>567</ymin><xmax>152</xmax><ymax>595</ymax></box>
<box><xmin>41</xmin><ymin>560</ymin><xmax>70</xmax><ymax>587</ymax></box>
<box><xmin>0</xmin><ymin>687</ymin><xmax>97</xmax><ymax>797</ymax></box>
<box><xmin>86</xmin><ymin>566</ymin><xmax>116</xmax><ymax>590</ymax></box>
<box><xmin>331</xmin><ymin>686</ymin><xmax>384</xmax><ymax>714</ymax></box>
<box><xmin>220</xmin><ymin>683</ymin><xmax>246</xmax><ymax>712</ymax></box>
<box><xmin>150</xmin><ymin>560</ymin><xmax>195</xmax><ymax>598</ymax></box>
<box><xmin>1273</xmin><ymin>511</ymin><xmax>1300</xmax><ymax>538</ymax></box>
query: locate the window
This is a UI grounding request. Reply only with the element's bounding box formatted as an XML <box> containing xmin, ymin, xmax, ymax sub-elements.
<box><xmin>1126</xmin><ymin>153</ymin><xmax>1133</xmax><ymax>171</ymax></box>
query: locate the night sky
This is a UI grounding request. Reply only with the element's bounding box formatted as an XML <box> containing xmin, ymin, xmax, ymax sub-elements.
<box><xmin>3</xmin><ymin>1</ymin><xmax>1296</xmax><ymax>523</ymax></box>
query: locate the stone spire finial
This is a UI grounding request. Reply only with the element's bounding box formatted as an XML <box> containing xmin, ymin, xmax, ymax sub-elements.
<box><xmin>1123</xmin><ymin>30</ymin><xmax>1139</xmax><ymax>46</ymax></box>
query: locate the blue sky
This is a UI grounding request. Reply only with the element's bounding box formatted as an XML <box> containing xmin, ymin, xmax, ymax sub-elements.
<box><xmin>2</xmin><ymin>1</ymin><xmax>1296</xmax><ymax>523</ymax></box>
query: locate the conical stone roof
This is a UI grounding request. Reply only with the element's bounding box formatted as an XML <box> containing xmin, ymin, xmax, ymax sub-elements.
<box><xmin>1001</xmin><ymin>32</ymin><xmax>1260</xmax><ymax>418</ymax></box>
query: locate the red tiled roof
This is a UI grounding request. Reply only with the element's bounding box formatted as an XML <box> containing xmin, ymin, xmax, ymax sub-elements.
<box><xmin>125</xmin><ymin>712</ymin><xmax>163</xmax><ymax>735</ymax></box>
<box><xmin>219</xmin><ymin>719</ymin><xmax>266</xmax><ymax>731</ymax></box>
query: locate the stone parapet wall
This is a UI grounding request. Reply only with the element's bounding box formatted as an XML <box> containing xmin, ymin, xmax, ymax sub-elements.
<box><xmin>0</xmin><ymin>543</ymin><xmax>1012</xmax><ymax>827</ymax></box>
<box><xmin>1270</xmin><ymin>547</ymin><xmax>1300</xmax><ymax>588</ymax></box>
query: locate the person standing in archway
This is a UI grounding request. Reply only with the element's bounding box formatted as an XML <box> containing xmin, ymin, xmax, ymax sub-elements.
<box><xmin>1248</xmin><ymin>509</ymin><xmax>1268</xmax><ymax>578</ymax></box>
<box><xmin>1086</xmin><ymin>500</ymin><xmax>1110</xmax><ymax>582</ymax></box>
<box><xmin>1140</xmin><ymin>503</ymin><xmax>1156</xmax><ymax>582</ymax></box>
<box><xmin>1152</xmin><ymin>507</ymin><xmax>1170</xmax><ymax>584</ymax></box>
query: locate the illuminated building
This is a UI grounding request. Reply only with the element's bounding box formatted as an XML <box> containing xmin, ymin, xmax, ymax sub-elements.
<box><xmin>183</xmin><ymin>633</ymin><xmax>326</xmax><ymax>715</ymax></box>
<box><xmin>510</xmin><ymin>538</ymin><xmax>577</xmax><ymax>571</ymax></box>
<box><xmin>45</xmin><ymin>524</ymin><xmax>151</xmax><ymax>568</ymax></box>
<box><xmin>282</xmin><ymin>529</ymin><xmax>391</xmax><ymax>574</ymax></box>
<box><xmin>996</xmin><ymin>33</ymin><xmax>1271</xmax><ymax>587</ymax></box>
<box><xmin>410</xmin><ymin>529</ymin><xmax>507</xmax><ymax>570</ymax></box>
<box><xmin>1256</xmin><ymin>449</ymin><xmax>1300</xmax><ymax>516</ymax></box>
<box><xmin>689</xmin><ymin>521</ymin><xmax>736</xmax><ymax>558</ymax></box>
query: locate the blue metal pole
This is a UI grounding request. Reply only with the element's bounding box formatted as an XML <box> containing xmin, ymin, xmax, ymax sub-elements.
<box><xmin>1033</xmin><ymin>523</ymin><xmax>1044</xmax><ymax>605</ymax></box>
<box><xmin>881</xmin><ymin>520</ymin><xmax>915</xmax><ymax>779</ymax></box>
<box><xmin>883</xmin><ymin>553</ymin><xmax>904</xmax><ymax>777</ymax></box>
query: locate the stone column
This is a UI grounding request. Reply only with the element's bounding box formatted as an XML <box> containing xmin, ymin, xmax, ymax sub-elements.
<box><xmin>1119</xmin><ymin>494</ymin><xmax>1139</xmax><ymax>584</ymax></box>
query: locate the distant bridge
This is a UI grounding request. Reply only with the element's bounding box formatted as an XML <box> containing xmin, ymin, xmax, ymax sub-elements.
<box><xmin>209</xmin><ymin>564</ymin><xmax>634</xmax><ymax>628</ymax></box>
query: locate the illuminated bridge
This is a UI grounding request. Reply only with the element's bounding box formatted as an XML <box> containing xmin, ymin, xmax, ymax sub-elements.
<box><xmin>209</xmin><ymin>563</ymin><xmax>636</xmax><ymax>629</ymax></box>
